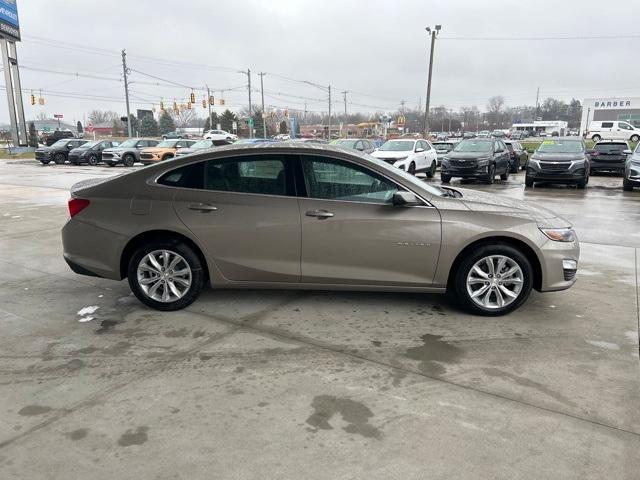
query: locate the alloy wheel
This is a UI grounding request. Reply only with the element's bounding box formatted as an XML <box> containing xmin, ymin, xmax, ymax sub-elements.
<box><xmin>136</xmin><ymin>249</ymin><xmax>192</xmax><ymax>303</ymax></box>
<box><xmin>466</xmin><ymin>255</ymin><xmax>523</xmax><ymax>310</ymax></box>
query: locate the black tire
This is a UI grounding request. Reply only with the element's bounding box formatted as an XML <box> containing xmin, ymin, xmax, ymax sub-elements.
<box><xmin>408</xmin><ymin>162</ymin><xmax>416</xmax><ymax>175</ymax></box>
<box><xmin>591</xmin><ymin>135</ymin><xmax>601</xmax><ymax>142</ymax></box>
<box><xmin>426</xmin><ymin>160</ymin><xmax>436</xmax><ymax>178</ymax></box>
<box><xmin>123</xmin><ymin>154</ymin><xmax>136</xmax><ymax>167</ymax></box>
<box><xmin>127</xmin><ymin>239</ymin><xmax>205</xmax><ymax>311</ymax></box>
<box><xmin>524</xmin><ymin>176</ymin><xmax>534</xmax><ymax>187</ymax></box>
<box><xmin>576</xmin><ymin>177</ymin><xmax>587</xmax><ymax>189</ymax></box>
<box><xmin>631</xmin><ymin>135</ymin><xmax>639</xmax><ymax>143</ymax></box>
<box><xmin>87</xmin><ymin>154</ymin><xmax>99</xmax><ymax>166</ymax></box>
<box><xmin>452</xmin><ymin>243</ymin><xmax>533</xmax><ymax>316</ymax></box>
<box><xmin>509</xmin><ymin>159</ymin><xmax>519</xmax><ymax>174</ymax></box>
<box><xmin>484</xmin><ymin>164</ymin><xmax>495</xmax><ymax>184</ymax></box>
<box><xmin>623</xmin><ymin>178</ymin><xmax>634</xmax><ymax>191</ymax></box>
<box><xmin>500</xmin><ymin>167</ymin><xmax>510</xmax><ymax>181</ymax></box>
<box><xmin>54</xmin><ymin>152</ymin><xmax>66</xmax><ymax>165</ymax></box>
<box><xmin>441</xmin><ymin>174</ymin><xmax>451</xmax><ymax>184</ymax></box>
<box><xmin>162</xmin><ymin>154</ymin><xmax>174</xmax><ymax>162</ymax></box>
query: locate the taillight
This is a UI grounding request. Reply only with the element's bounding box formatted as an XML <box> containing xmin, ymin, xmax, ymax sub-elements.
<box><xmin>68</xmin><ymin>198</ymin><xmax>90</xmax><ymax>217</ymax></box>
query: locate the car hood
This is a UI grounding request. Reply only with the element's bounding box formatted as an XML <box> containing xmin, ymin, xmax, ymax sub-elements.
<box><xmin>371</xmin><ymin>150</ymin><xmax>412</xmax><ymax>159</ymax></box>
<box><xmin>103</xmin><ymin>147</ymin><xmax>129</xmax><ymax>154</ymax></box>
<box><xmin>446</xmin><ymin>151</ymin><xmax>491</xmax><ymax>160</ymax></box>
<box><xmin>69</xmin><ymin>147</ymin><xmax>90</xmax><ymax>154</ymax></box>
<box><xmin>35</xmin><ymin>146</ymin><xmax>56</xmax><ymax>152</ymax></box>
<box><xmin>531</xmin><ymin>152</ymin><xmax>585</xmax><ymax>162</ymax></box>
<box><xmin>143</xmin><ymin>147</ymin><xmax>174</xmax><ymax>154</ymax></box>
<box><xmin>452</xmin><ymin>187</ymin><xmax>570</xmax><ymax>226</ymax></box>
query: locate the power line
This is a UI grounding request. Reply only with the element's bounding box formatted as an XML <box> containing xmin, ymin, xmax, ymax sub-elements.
<box><xmin>440</xmin><ymin>34</ymin><xmax>640</xmax><ymax>41</ymax></box>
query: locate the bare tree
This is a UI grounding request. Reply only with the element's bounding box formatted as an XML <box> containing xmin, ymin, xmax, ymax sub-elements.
<box><xmin>88</xmin><ymin>110</ymin><xmax>119</xmax><ymax>124</ymax></box>
<box><xmin>171</xmin><ymin>108</ymin><xmax>197</xmax><ymax>128</ymax></box>
<box><xmin>487</xmin><ymin>96</ymin><xmax>506</xmax><ymax>128</ymax></box>
<box><xmin>36</xmin><ymin>111</ymin><xmax>49</xmax><ymax>121</ymax></box>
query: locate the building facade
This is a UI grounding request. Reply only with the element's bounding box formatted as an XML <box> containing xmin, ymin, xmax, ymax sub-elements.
<box><xmin>580</xmin><ymin>97</ymin><xmax>640</xmax><ymax>134</ymax></box>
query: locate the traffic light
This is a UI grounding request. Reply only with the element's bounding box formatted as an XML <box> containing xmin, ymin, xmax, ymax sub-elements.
<box><xmin>218</xmin><ymin>98</ymin><xmax>225</xmax><ymax>106</ymax></box>
<box><xmin>187</xmin><ymin>102</ymin><xmax>192</xmax><ymax>109</ymax></box>
<box><xmin>30</xmin><ymin>94</ymin><xmax>36</xmax><ymax>105</ymax></box>
<box><xmin>208</xmin><ymin>95</ymin><xmax>214</xmax><ymax>105</ymax></box>
<box><xmin>160</xmin><ymin>100</ymin><xmax>164</xmax><ymax>111</ymax></box>
<box><xmin>38</xmin><ymin>96</ymin><xmax>45</xmax><ymax>105</ymax></box>
<box><xmin>190</xmin><ymin>92</ymin><xmax>196</xmax><ymax>103</ymax></box>
<box><xmin>202</xmin><ymin>99</ymin><xmax>207</xmax><ymax>109</ymax></box>
<box><xmin>173</xmin><ymin>101</ymin><xmax>178</xmax><ymax>112</ymax></box>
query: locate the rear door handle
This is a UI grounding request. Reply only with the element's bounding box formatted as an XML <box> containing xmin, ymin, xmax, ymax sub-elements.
<box><xmin>305</xmin><ymin>209</ymin><xmax>334</xmax><ymax>219</ymax></box>
<box><xmin>188</xmin><ymin>203</ymin><xmax>218</xmax><ymax>212</ymax></box>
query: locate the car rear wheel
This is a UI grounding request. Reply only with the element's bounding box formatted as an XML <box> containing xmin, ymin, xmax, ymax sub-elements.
<box><xmin>123</xmin><ymin>154</ymin><xmax>135</xmax><ymax>167</ymax></box>
<box><xmin>509</xmin><ymin>159</ymin><xmax>519</xmax><ymax>173</ymax></box>
<box><xmin>426</xmin><ymin>160</ymin><xmax>436</xmax><ymax>178</ymax></box>
<box><xmin>453</xmin><ymin>244</ymin><xmax>533</xmax><ymax>316</ymax></box>
<box><xmin>54</xmin><ymin>153</ymin><xmax>66</xmax><ymax>165</ymax></box>
<box><xmin>128</xmin><ymin>241</ymin><xmax>205</xmax><ymax>311</ymax></box>
<box><xmin>591</xmin><ymin>135</ymin><xmax>601</xmax><ymax>142</ymax></box>
<box><xmin>500</xmin><ymin>167</ymin><xmax>510</xmax><ymax>181</ymax></box>
<box><xmin>441</xmin><ymin>174</ymin><xmax>451</xmax><ymax>184</ymax></box>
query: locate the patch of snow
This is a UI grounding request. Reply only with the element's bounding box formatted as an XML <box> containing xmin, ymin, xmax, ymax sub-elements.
<box><xmin>77</xmin><ymin>305</ymin><xmax>99</xmax><ymax>316</ymax></box>
<box><xmin>586</xmin><ymin>340</ymin><xmax>620</xmax><ymax>351</ymax></box>
<box><xmin>624</xmin><ymin>330</ymin><xmax>639</xmax><ymax>344</ymax></box>
<box><xmin>11</xmin><ymin>216</ymin><xmax>20</xmax><ymax>219</ymax></box>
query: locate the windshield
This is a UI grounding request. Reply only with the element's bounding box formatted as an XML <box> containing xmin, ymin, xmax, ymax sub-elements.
<box><xmin>594</xmin><ymin>143</ymin><xmax>627</xmax><ymax>153</ymax></box>
<box><xmin>331</xmin><ymin>140</ymin><xmax>357</xmax><ymax>148</ymax></box>
<box><xmin>118</xmin><ymin>139</ymin><xmax>139</xmax><ymax>148</ymax></box>
<box><xmin>78</xmin><ymin>141</ymin><xmax>99</xmax><ymax>149</ymax></box>
<box><xmin>453</xmin><ymin>140</ymin><xmax>493</xmax><ymax>153</ymax></box>
<box><xmin>190</xmin><ymin>140</ymin><xmax>213</xmax><ymax>149</ymax></box>
<box><xmin>379</xmin><ymin>140</ymin><xmax>414</xmax><ymax>152</ymax></box>
<box><xmin>433</xmin><ymin>142</ymin><xmax>454</xmax><ymax>150</ymax></box>
<box><xmin>51</xmin><ymin>140</ymin><xmax>69</xmax><ymax>147</ymax></box>
<box><xmin>157</xmin><ymin>140</ymin><xmax>178</xmax><ymax>148</ymax></box>
<box><xmin>536</xmin><ymin>140</ymin><xmax>584</xmax><ymax>153</ymax></box>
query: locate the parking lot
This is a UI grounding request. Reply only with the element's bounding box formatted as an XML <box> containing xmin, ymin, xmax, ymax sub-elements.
<box><xmin>0</xmin><ymin>160</ymin><xmax>639</xmax><ymax>479</ymax></box>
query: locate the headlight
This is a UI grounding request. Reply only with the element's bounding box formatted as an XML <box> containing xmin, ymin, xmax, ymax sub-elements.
<box><xmin>540</xmin><ymin>228</ymin><xmax>576</xmax><ymax>242</ymax></box>
<box><xmin>477</xmin><ymin>156</ymin><xmax>491</xmax><ymax>165</ymax></box>
<box><xmin>570</xmin><ymin>159</ymin><xmax>585</xmax><ymax>167</ymax></box>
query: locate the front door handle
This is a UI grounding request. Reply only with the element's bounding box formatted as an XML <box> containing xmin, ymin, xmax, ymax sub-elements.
<box><xmin>305</xmin><ymin>209</ymin><xmax>334</xmax><ymax>219</ymax></box>
<box><xmin>188</xmin><ymin>203</ymin><xmax>218</xmax><ymax>212</ymax></box>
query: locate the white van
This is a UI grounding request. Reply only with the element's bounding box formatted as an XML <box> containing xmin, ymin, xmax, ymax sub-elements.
<box><xmin>586</xmin><ymin>121</ymin><xmax>640</xmax><ymax>142</ymax></box>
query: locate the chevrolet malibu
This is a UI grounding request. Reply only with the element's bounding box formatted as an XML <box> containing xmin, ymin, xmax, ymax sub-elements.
<box><xmin>62</xmin><ymin>143</ymin><xmax>579</xmax><ymax>316</ymax></box>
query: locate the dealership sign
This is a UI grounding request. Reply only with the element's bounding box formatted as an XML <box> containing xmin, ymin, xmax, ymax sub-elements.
<box><xmin>0</xmin><ymin>0</ymin><xmax>19</xmax><ymax>41</ymax></box>
<box><xmin>593</xmin><ymin>99</ymin><xmax>633</xmax><ymax>108</ymax></box>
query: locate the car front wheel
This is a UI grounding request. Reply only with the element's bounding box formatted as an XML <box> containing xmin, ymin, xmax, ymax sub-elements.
<box><xmin>453</xmin><ymin>244</ymin><xmax>533</xmax><ymax>316</ymax></box>
<box><xmin>54</xmin><ymin>153</ymin><xmax>66</xmax><ymax>164</ymax></box>
<box><xmin>426</xmin><ymin>160</ymin><xmax>436</xmax><ymax>178</ymax></box>
<box><xmin>123</xmin><ymin>154</ymin><xmax>135</xmax><ymax>167</ymax></box>
<box><xmin>128</xmin><ymin>241</ymin><xmax>205</xmax><ymax>311</ymax></box>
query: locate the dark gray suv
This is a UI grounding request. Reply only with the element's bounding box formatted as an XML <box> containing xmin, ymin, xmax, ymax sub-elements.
<box><xmin>623</xmin><ymin>143</ymin><xmax>640</xmax><ymax>191</ymax></box>
<box><xmin>440</xmin><ymin>138</ymin><xmax>511</xmax><ymax>184</ymax></box>
<box><xmin>525</xmin><ymin>138</ymin><xmax>589</xmax><ymax>188</ymax></box>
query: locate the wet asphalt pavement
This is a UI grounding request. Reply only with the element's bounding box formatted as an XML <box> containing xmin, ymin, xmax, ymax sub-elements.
<box><xmin>0</xmin><ymin>160</ymin><xmax>638</xmax><ymax>479</ymax></box>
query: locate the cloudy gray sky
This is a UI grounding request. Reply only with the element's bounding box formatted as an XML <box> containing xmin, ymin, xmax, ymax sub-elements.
<box><xmin>3</xmin><ymin>0</ymin><xmax>639</xmax><ymax>125</ymax></box>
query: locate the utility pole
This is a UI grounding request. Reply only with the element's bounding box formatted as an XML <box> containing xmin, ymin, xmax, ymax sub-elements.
<box><xmin>121</xmin><ymin>49</ymin><xmax>132</xmax><ymax>137</ymax></box>
<box><xmin>400</xmin><ymin>99</ymin><xmax>406</xmax><ymax>134</ymax></box>
<box><xmin>423</xmin><ymin>25</ymin><xmax>441</xmax><ymax>137</ymax></box>
<box><xmin>247</xmin><ymin>69</ymin><xmax>252</xmax><ymax>138</ymax></box>
<box><xmin>327</xmin><ymin>85</ymin><xmax>331</xmax><ymax>140</ymax></box>
<box><xmin>535</xmin><ymin>86</ymin><xmax>540</xmax><ymax>120</ymax></box>
<box><xmin>259</xmin><ymin>72</ymin><xmax>267</xmax><ymax>138</ymax></box>
<box><xmin>342</xmin><ymin>90</ymin><xmax>348</xmax><ymax>138</ymax></box>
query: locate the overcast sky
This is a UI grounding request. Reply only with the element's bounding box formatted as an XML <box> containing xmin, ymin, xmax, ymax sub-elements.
<box><xmin>3</xmin><ymin>0</ymin><xmax>639</xmax><ymax>125</ymax></box>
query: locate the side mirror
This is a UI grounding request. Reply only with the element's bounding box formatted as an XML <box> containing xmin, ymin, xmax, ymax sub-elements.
<box><xmin>623</xmin><ymin>149</ymin><xmax>633</xmax><ymax>155</ymax></box>
<box><xmin>415</xmin><ymin>147</ymin><xmax>424</xmax><ymax>152</ymax></box>
<box><xmin>586</xmin><ymin>149</ymin><xmax>595</xmax><ymax>155</ymax></box>
<box><xmin>356</xmin><ymin>145</ymin><xmax>364</xmax><ymax>151</ymax></box>
<box><xmin>392</xmin><ymin>191</ymin><xmax>421</xmax><ymax>206</ymax></box>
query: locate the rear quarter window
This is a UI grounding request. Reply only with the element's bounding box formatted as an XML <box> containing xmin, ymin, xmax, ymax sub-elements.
<box><xmin>157</xmin><ymin>163</ymin><xmax>204</xmax><ymax>189</ymax></box>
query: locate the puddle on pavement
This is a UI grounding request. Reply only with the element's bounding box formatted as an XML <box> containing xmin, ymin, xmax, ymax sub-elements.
<box><xmin>403</xmin><ymin>334</ymin><xmax>463</xmax><ymax>376</ymax></box>
<box><xmin>306</xmin><ymin>395</ymin><xmax>382</xmax><ymax>439</ymax></box>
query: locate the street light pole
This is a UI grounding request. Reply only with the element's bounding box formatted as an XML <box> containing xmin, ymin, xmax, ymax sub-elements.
<box><xmin>121</xmin><ymin>49</ymin><xmax>133</xmax><ymax>138</ymax></box>
<box><xmin>423</xmin><ymin>25</ymin><xmax>441</xmax><ymax>138</ymax></box>
<box><xmin>259</xmin><ymin>72</ymin><xmax>266</xmax><ymax>138</ymax></box>
<box><xmin>327</xmin><ymin>85</ymin><xmax>331</xmax><ymax>140</ymax></box>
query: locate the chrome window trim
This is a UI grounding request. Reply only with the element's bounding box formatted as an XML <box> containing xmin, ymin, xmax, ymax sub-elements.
<box><xmin>149</xmin><ymin>150</ymin><xmax>436</xmax><ymax>208</ymax></box>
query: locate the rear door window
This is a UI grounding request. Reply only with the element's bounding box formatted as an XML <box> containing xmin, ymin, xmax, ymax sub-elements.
<box><xmin>204</xmin><ymin>155</ymin><xmax>291</xmax><ymax>196</ymax></box>
<box><xmin>601</xmin><ymin>122</ymin><xmax>614</xmax><ymax>128</ymax></box>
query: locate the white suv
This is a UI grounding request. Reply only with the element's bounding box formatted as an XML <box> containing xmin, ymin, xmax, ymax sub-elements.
<box><xmin>203</xmin><ymin>129</ymin><xmax>238</xmax><ymax>141</ymax></box>
<box><xmin>371</xmin><ymin>139</ymin><xmax>438</xmax><ymax>177</ymax></box>
<box><xmin>586</xmin><ymin>121</ymin><xmax>640</xmax><ymax>143</ymax></box>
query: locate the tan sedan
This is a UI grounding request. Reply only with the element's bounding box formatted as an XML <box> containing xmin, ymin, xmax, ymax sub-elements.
<box><xmin>62</xmin><ymin>143</ymin><xmax>579</xmax><ymax>316</ymax></box>
<box><xmin>139</xmin><ymin>139</ymin><xmax>196</xmax><ymax>164</ymax></box>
